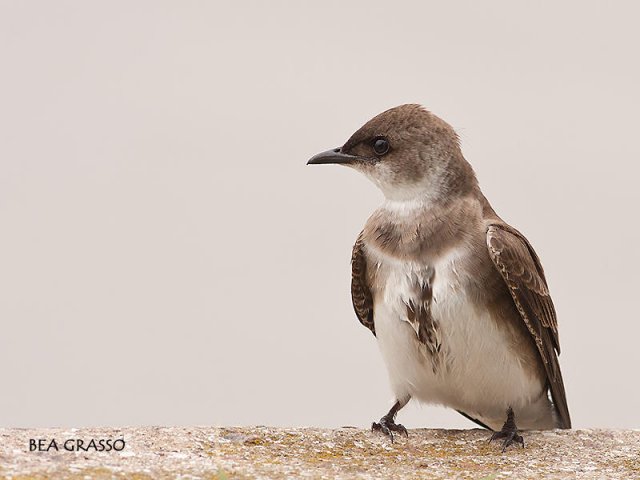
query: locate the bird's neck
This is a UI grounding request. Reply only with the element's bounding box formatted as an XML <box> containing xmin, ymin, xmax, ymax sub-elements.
<box><xmin>381</xmin><ymin>163</ymin><xmax>480</xmax><ymax>215</ymax></box>
<box><xmin>382</xmin><ymin>194</ymin><xmax>439</xmax><ymax>215</ymax></box>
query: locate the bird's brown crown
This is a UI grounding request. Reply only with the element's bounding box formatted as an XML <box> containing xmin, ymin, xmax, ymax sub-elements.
<box><xmin>342</xmin><ymin>104</ymin><xmax>458</xmax><ymax>153</ymax></box>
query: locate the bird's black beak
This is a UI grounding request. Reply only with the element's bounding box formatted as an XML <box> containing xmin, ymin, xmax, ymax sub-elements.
<box><xmin>307</xmin><ymin>147</ymin><xmax>359</xmax><ymax>165</ymax></box>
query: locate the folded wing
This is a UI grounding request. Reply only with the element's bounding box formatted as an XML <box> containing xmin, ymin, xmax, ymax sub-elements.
<box><xmin>486</xmin><ymin>223</ymin><xmax>571</xmax><ymax>429</ymax></box>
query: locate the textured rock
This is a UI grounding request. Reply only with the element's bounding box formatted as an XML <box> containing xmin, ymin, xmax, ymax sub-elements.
<box><xmin>0</xmin><ymin>427</ymin><xmax>638</xmax><ymax>479</ymax></box>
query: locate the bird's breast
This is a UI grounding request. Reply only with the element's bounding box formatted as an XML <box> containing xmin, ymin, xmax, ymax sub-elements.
<box><xmin>369</xmin><ymin>245</ymin><xmax>468</xmax><ymax>374</ymax></box>
<box><xmin>368</xmin><ymin>242</ymin><xmax>547</xmax><ymax>424</ymax></box>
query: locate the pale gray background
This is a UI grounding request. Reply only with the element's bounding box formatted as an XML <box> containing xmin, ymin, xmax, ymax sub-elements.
<box><xmin>1</xmin><ymin>1</ymin><xmax>638</xmax><ymax>429</ymax></box>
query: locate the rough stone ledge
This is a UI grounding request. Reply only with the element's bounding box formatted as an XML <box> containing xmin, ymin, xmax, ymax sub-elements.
<box><xmin>0</xmin><ymin>427</ymin><xmax>638</xmax><ymax>479</ymax></box>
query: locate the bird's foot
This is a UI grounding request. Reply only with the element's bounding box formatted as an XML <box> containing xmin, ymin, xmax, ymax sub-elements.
<box><xmin>489</xmin><ymin>407</ymin><xmax>524</xmax><ymax>452</ymax></box>
<box><xmin>372</xmin><ymin>415</ymin><xmax>408</xmax><ymax>442</ymax></box>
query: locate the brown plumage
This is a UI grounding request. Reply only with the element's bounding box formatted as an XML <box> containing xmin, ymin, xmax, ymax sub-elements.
<box><xmin>309</xmin><ymin>104</ymin><xmax>571</xmax><ymax>442</ymax></box>
<box><xmin>486</xmin><ymin>223</ymin><xmax>570</xmax><ymax>429</ymax></box>
<box><xmin>350</xmin><ymin>233</ymin><xmax>375</xmax><ymax>336</ymax></box>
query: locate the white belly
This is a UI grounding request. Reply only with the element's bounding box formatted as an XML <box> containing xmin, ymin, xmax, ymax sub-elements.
<box><xmin>371</xmin><ymin>247</ymin><xmax>554</xmax><ymax>430</ymax></box>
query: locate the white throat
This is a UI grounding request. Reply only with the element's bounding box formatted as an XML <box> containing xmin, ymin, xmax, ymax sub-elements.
<box><xmin>382</xmin><ymin>197</ymin><xmax>435</xmax><ymax>215</ymax></box>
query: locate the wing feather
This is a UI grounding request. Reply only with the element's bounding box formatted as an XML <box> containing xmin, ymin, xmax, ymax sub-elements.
<box><xmin>486</xmin><ymin>223</ymin><xmax>571</xmax><ymax>429</ymax></box>
<box><xmin>351</xmin><ymin>233</ymin><xmax>376</xmax><ymax>336</ymax></box>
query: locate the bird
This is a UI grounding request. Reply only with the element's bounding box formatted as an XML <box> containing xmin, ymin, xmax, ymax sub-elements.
<box><xmin>307</xmin><ymin>104</ymin><xmax>571</xmax><ymax>451</ymax></box>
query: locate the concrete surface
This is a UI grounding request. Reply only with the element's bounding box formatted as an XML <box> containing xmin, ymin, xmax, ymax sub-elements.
<box><xmin>0</xmin><ymin>427</ymin><xmax>638</xmax><ymax>479</ymax></box>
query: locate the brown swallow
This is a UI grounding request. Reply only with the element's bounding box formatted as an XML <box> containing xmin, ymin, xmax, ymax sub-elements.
<box><xmin>308</xmin><ymin>104</ymin><xmax>571</xmax><ymax>451</ymax></box>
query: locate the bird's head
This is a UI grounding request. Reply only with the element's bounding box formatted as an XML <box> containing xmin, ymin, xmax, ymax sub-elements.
<box><xmin>308</xmin><ymin>104</ymin><xmax>476</xmax><ymax>203</ymax></box>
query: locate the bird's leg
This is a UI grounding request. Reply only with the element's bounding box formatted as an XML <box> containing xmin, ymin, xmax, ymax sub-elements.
<box><xmin>371</xmin><ymin>398</ymin><xmax>409</xmax><ymax>442</ymax></box>
<box><xmin>489</xmin><ymin>407</ymin><xmax>525</xmax><ymax>452</ymax></box>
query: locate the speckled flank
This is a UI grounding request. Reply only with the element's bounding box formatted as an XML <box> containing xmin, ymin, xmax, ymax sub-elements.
<box><xmin>0</xmin><ymin>427</ymin><xmax>638</xmax><ymax>479</ymax></box>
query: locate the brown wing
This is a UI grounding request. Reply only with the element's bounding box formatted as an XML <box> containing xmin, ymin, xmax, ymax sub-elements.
<box><xmin>351</xmin><ymin>232</ymin><xmax>376</xmax><ymax>336</ymax></box>
<box><xmin>486</xmin><ymin>223</ymin><xmax>571</xmax><ymax>429</ymax></box>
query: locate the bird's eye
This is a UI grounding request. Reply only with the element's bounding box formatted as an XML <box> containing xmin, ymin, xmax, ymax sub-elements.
<box><xmin>372</xmin><ymin>137</ymin><xmax>390</xmax><ymax>156</ymax></box>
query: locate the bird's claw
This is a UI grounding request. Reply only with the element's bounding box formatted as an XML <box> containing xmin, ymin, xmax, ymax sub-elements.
<box><xmin>488</xmin><ymin>407</ymin><xmax>524</xmax><ymax>452</ymax></box>
<box><xmin>371</xmin><ymin>416</ymin><xmax>408</xmax><ymax>442</ymax></box>
<box><xmin>489</xmin><ymin>429</ymin><xmax>524</xmax><ymax>452</ymax></box>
